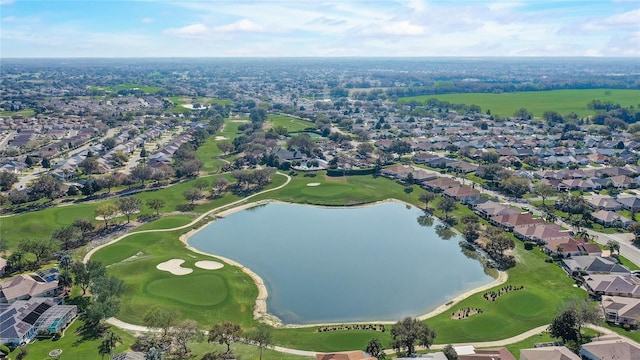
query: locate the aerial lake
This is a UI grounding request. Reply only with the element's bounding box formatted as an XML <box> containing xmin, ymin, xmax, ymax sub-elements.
<box><xmin>188</xmin><ymin>201</ymin><xmax>493</xmax><ymax>325</ymax></box>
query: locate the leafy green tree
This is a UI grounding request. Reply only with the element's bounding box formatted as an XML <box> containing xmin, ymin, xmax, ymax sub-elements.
<box><xmin>548</xmin><ymin>311</ymin><xmax>579</xmax><ymax>343</ymax></box>
<box><xmin>390</xmin><ymin>317</ymin><xmax>436</xmax><ymax>356</ymax></box>
<box><xmin>533</xmin><ymin>183</ymin><xmax>556</xmax><ymax>207</ymax></box>
<box><xmin>112</xmin><ymin>151</ymin><xmax>129</xmax><ymax>167</ymax></box>
<box><xmin>364</xmin><ymin>338</ymin><xmax>386</xmax><ymax>360</ymax></box>
<box><xmin>79</xmin><ymin>157</ymin><xmax>100</xmax><ymax>175</ymax></box>
<box><xmin>71</xmin><ymin>260</ymin><xmax>106</xmax><ymax>295</ymax></box>
<box><xmin>171</xmin><ymin>320</ymin><xmax>201</xmax><ymax>358</ymax></box>
<box><xmin>99</xmin><ymin>174</ymin><xmax>121</xmax><ymax>193</ymax></box>
<box><xmin>436</xmin><ymin>197</ymin><xmax>458</xmax><ymax>223</ymax></box>
<box><xmin>72</xmin><ymin>217</ymin><xmax>95</xmax><ymax>240</ymax></box>
<box><xmin>217</xmin><ymin>141</ymin><xmax>235</xmax><ymax>155</ymax></box>
<box><xmin>183</xmin><ymin>188</ymin><xmax>204</xmax><ymax>205</ymax></box>
<box><xmin>52</xmin><ymin>225</ymin><xmax>82</xmax><ymax>250</ymax></box>
<box><xmin>131</xmin><ymin>164</ymin><xmax>154</xmax><ymax>185</ymax></box>
<box><xmin>18</xmin><ymin>238</ymin><xmax>58</xmax><ymax>265</ymax></box>
<box><xmin>146</xmin><ymin>198</ymin><xmax>166</xmax><ymax>216</ymax></box>
<box><xmin>442</xmin><ymin>344</ymin><xmax>458</xmax><ymax>360</ymax></box>
<box><xmin>246</xmin><ymin>324</ymin><xmax>273</xmax><ymax>360</ymax></box>
<box><xmin>143</xmin><ymin>306</ymin><xmax>181</xmax><ymax>337</ymax></box>
<box><xmin>0</xmin><ymin>170</ymin><xmax>18</xmax><ymax>190</ymax></box>
<box><xmin>463</xmin><ymin>222</ymin><xmax>481</xmax><ymax>243</ymax></box>
<box><xmin>31</xmin><ymin>175</ymin><xmax>63</xmax><ymax>200</ymax></box>
<box><xmin>419</xmin><ymin>192</ymin><xmax>436</xmax><ymax>211</ymax></box>
<box><xmin>500</xmin><ymin>175</ymin><xmax>530</xmax><ymax>199</ymax></box>
<box><xmin>209</xmin><ymin>321</ymin><xmax>243</xmax><ymax>355</ymax></box>
<box><xmin>95</xmin><ymin>202</ymin><xmax>120</xmax><ymax>228</ymax></box>
<box><xmin>116</xmin><ymin>196</ymin><xmax>142</xmax><ymax>223</ymax></box>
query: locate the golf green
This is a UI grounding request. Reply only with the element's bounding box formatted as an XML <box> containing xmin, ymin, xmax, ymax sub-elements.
<box><xmin>146</xmin><ymin>273</ymin><xmax>228</xmax><ymax>306</ymax></box>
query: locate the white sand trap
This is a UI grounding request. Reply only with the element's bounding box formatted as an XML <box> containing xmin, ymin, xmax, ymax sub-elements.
<box><xmin>307</xmin><ymin>182</ymin><xmax>321</xmax><ymax>187</ymax></box>
<box><xmin>157</xmin><ymin>259</ymin><xmax>193</xmax><ymax>275</ymax></box>
<box><xmin>214</xmin><ymin>136</ymin><xmax>228</xmax><ymax>141</ymax></box>
<box><xmin>181</xmin><ymin>104</ymin><xmax>208</xmax><ymax>110</ymax></box>
<box><xmin>195</xmin><ymin>260</ymin><xmax>224</xmax><ymax>270</ymax></box>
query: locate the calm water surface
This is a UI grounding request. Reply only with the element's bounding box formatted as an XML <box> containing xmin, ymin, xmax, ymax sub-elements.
<box><xmin>188</xmin><ymin>202</ymin><xmax>493</xmax><ymax>324</ymax></box>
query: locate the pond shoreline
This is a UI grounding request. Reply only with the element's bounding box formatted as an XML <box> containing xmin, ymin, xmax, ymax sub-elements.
<box><xmin>179</xmin><ymin>198</ymin><xmax>507</xmax><ymax>328</ymax></box>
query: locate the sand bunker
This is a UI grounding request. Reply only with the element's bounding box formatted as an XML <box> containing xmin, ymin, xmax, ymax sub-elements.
<box><xmin>195</xmin><ymin>260</ymin><xmax>224</xmax><ymax>270</ymax></box>
<box><xmin>214</xmin><ymin>136</ymin><xmax>228</xmax><ymax>141</ymax></box>
<box><xmin>307</xmin><ymin>182</ymin><xmax>321</xmax><ymax>187</ymax></box>
<box><xmin>156</xmin><ymin>259</ymin><xmax>193</xmax><ymax>275</ymax></box>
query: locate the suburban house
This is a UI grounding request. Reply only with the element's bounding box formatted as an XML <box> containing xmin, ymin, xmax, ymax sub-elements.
<box><xmin>543</xmin><ymin>237</ymin><xmax>585</xmax><ymax>258</ymax></box>
<box><xmin>591</xmin><ymin>210</ymin><xmax>633</xmax><ymax>228</ymax></box>
<box><xmin>423</xmin><ymin>177</ymin><xmax>461</xmax><ymax>192</ymax></box>
<box><xmin>520</xmin><ymin>346</ymin><xmax>580</xmax><ymax>360</ymax></box>
<box><xmin>0</xmin><ymin>271</ymin><xmax>60</xmax><ymax>304</ymax></box>
<box><xmin>584</xmin><ymin>274</ymin><xmax>640</xmax><ymax>298</ymax></box>
<box><xmin>0</xmin><ymin>298</ymin><xmax>77</xmax><ymax>346</ymax></box>
<box><xmin>491</xmin><ymin>212</ymin><xmax>543</xmax><ymax>231</ymax></box>
<box><xmin>616</xmin><ymin>196</ymin><xmax>640</xmax><ymax>212</ymax></box>
<box><xmin>474</xmin><ymin>201</ymin><xmax>520</xmax><ymax>219</ymax></box>
<box><xmin>562</xmin><ymin>256</ymin><xmax>631</xmax><ymax>275</ymax></box>
<box><xmin>380</xmin><ymin>165</ymin><xmax>413</xmax><ymax>180</ymax></box>
<box><xmin>602</xmin><ymin>296</ymin><xmax>640</xmax><ymax>326</ymax></box>
<box><xmin>443</xmin><ymin>186</ymin><xmax>482</xmax><ymax>204</ymax></box>
<box><xmin>513</xmin><ymin>223</ymin><xmax>571</xmax><ymax>244</ymax></box>
<box><xmin>586</xmin><ymin>195</ymin><xmax>622</xmax><ymax>211</ymax></box>
<box><xmin>454</xmin><ymin>346</ymin><xmax>515</xmax><ymax>360</ymax></box>
<box><xmin>580</xmin><ymin>335</ymin><xmax>640</xmax><ymax>360</ymax></box>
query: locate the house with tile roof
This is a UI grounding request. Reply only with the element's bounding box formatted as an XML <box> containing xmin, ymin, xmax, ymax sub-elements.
<box><xmin>0</xmin><ymin>273</ymin><xmax>60</xmax><ymax>304</ymax></box>
<box><xmin>584</xmin><ymin>274</ymin><xmax>640</xmax><ymax>298</ymax></box>
<box><xmin>520</xmin><ymin>346</ymin><xmax>580</xmax><ymax>360</ymax></box>
<box><xmin>580</xmin><ymin>335</ymin><xmax>640</xmax><ymax>359</ymax></box>
<box><xmin>562</xmin><ymin>256</ymin><xmax>630</xmax><ymax>275</ymax></box>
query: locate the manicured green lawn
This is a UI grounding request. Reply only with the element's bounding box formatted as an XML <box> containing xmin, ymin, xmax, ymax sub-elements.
<box><xmin>399</xmin><ymin>89</ymin><xmax>640</xmax><ymax>117</ymax></box>
<box><xmin>267</xmin><ymin>114</ymin><xmax>314</xmax><ymax>132</ymax></box>
<box><xmin>7</xmin><ymin>170</ymin><xmax>603</xmax><ymax>353</ymax></box>
<box><xmin>93</xmin><ymin>229</ymin><xmax>259</xmax><ymax>328</ymax></box>
<box><xmin>13</xmin><ymin>319</ymin><xmax>135</xmax><ymax>360</ymax></box>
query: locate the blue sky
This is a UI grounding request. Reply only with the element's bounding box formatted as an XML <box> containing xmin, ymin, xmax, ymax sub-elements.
<box><xmin>1</xmin><ymin>0</ymin><xmax>638</xmax><ymax>57</ymax></box>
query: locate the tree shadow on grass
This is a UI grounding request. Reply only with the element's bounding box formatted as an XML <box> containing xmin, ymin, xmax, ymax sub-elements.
<box><xmin>74</xmin><ymin>320</ymin><xmax>107</xmax><ymax>346</ymax></box>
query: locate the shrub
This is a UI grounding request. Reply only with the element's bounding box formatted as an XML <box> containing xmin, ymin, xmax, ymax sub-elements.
<box><xmin>524</xmin><ymin>242</ymin><xmax>535</xmax><ymax>250</ymax></box>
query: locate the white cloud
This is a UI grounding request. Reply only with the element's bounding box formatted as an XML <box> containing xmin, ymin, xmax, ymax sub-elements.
<box><xmin>163</xmin><ymin>23</ymin><xmax>209</xmax><ymax>38</ymax></box>
<box><xmin>582</xmin><ymin>9</ymin><xmax>640</xmax><ymax>31</ymax></box>
<box><xmin>0</xmin><ymin>0</ymin><xmax>15</xmax><ymax>5</ymax></box>
<box><xmin>584</xmin><ymin>49</ymin><xmax>603</xmax><ymax>56</ymax></box>
<box><xmin>141</xmin><ymin>17</ymin><xmax>154</xmax><ymax>24</ymax></box>
<box><xmin>212</xmin><ymin>19</ymin><xmax>266</xmax><ymax>33</ymax></box>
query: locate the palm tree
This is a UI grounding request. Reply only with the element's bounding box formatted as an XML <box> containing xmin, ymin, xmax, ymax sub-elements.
<box><xmin>98</xmin><ymin>331</ymin><xmax>121</xmax><ymax>359</ymax></box>
<box><xmin>606</xmin><ymin>240</ymin><xmax>620</xmax><ymax>255</ymax></box>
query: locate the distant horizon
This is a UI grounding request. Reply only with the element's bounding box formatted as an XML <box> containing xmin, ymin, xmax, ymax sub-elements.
<box><xmin>2</xmin><ymin>56</ymin><xmax>638</xmax><ymax>60</ymax></box>
<box><xmin>1</xmin><ymin>0</ymin><xmax>638</xmax><ymax>58</ymax></box>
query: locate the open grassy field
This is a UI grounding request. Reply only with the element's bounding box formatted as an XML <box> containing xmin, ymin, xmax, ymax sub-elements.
<box><xmin>398</xmin><ymin>89</ymin><xmax>640</xmax><ymax>117</ymax></box>
<box><xmin>89</xmin><ymin>84</ymin><xmax>165</xmax><ymax>94</ymax></box>
<box><xmin>267</xmin><ymin>114</ymin><xmax>314</xmax><ymax>133</ymax></box>
<box><xmin>0</xmin><ymin>108</ymin><xmax>36</xmax><ymax>117</ymax></box>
